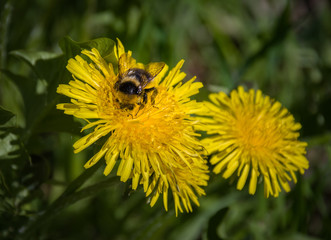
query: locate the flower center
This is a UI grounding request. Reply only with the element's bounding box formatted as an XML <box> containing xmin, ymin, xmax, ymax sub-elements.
<box><xmin>234</xmin><ymin>110</ymin><xmax>282</xmax><ymax>154</ymax></box>
<box><xmin>98</xmin><ymin>83</ymin><xmax>186</xmax><ymax>152</ymax></box>
<box><xmin>122</xmin><ymin>87</ymin><xmax>185</xmax><ymax>151</ymax></box>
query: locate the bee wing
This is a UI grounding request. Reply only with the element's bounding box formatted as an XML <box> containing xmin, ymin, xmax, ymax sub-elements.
<box><xmin>118</xmin><ymin>53</ymin><xmax>144</xmax><ymax>75</ymax></box>
<box><xmin>145</xmin><ymin>62</ymin><xmax>166</xmax><ymax>79</ymax></box>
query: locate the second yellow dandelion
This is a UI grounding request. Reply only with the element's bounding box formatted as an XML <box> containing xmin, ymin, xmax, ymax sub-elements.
<box><xmin>200</xmin><ymin>86</ymin><xmax>309</xmax><ymax>197</ymax></box>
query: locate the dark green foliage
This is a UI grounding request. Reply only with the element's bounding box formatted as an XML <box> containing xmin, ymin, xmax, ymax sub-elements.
<box><xmin>0</xmin><ymin>0</ymin><xmax>330</xmax><ymax>239</ymax></box>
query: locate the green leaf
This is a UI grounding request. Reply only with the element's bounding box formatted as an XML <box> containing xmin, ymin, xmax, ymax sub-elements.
<box><xmin>34</xmin><ymin>108</ymin><xmax>82</xmax><ymax>135</ymax></box>
<box><xmin>10</xmin><ymin>49</ymin><xmax>67</xmax><ymax>88</ymax></box>
<box><xmin>10</xmin><ymin>50</ymin><xmax>61</xmax><ymax>69</ymax></box>
<box><xmin>0</xmin><ymin>132</ymin><xmax>20</xmax><ymax>160</ymax></box>
<box><xmin>4</xmin><ymin>52</ymin><xmax>69</xmax><ymax>139</ymax></box>
<box><xmin>51</xmin><ymin>175</ymin><xmax>118</xmax><ymax>213</ymax></box>
<box><xmin>57</xmin><ymin>160</ymin><xmax>104</xmax><ymax>199</ymax></box>
<box><xmin>0</xmin><ymin>108</ymin><xmax>21</xmax><ymax>161</ymax></box>
<box><xmin>0</xmin><ymin>107</ymin><xmax>14</xmax><ymax>125</ymax></box>
<box><xmin>1</xmin><ymin>70</ymin><xmax>37</xmax><ymax>112</ymax></box>
<box><xmin>59</xmin><ymin>36</ymin><xmax>117</xmax><ymax>65</ymax></box>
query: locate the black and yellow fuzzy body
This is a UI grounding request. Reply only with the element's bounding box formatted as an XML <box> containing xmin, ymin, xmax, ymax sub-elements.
<box><xmin>114</xmin><ymin>61</ymin><xmax>165</xmax><ymax>110</ymax></box>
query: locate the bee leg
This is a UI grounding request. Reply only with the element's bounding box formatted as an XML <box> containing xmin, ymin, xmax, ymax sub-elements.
<box><xmin>120</xmin><ymin>102</ymin><xmax>134</xmax><ymax>110</ymax></box>
<box><xmin>142</xmin><ymin>91</ymin><xmax>148</xmax><ymax>104</ymax></box>
<box><xmin>135</xmin><ymin>93</ymin><xmax>146</xmax><ymax>116</ymax></box>
<box><xmin>144</xmin><ymin>87</ymin><xmax>158</xmax><ymax>105</ymax></box>
<box><xmin>136</xmin><ymin>103</ymin><xmax>144</xmax><ymax>116</ymax></box>
<box><xmin>150</xmin><ymin>88</ymin><xmax>158</xmax><ymax>105</ymax></box>
<box><xmin>136</xmin><ymin>88</ymin><xmax>158</xmax><ymax>116</ymax></box>
<box><xmin>144</xmin><ymin>87</ymin><xmax>155</xmax><ymax>92</ymax></box>
<box><xmin>127</xmin><ymin>113</ymin><xmax>134</xmax><ymax>119</ymax></box>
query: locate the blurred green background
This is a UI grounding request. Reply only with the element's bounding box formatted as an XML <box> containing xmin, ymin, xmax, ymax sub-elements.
<box><xmin>0</xmin><ymin>0</ymin><xmax>330</xmax><ymax>239</ymax></box>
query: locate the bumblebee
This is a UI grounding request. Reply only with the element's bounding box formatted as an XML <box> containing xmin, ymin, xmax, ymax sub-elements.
<box><xmin>114</xmin><ymin>58</ymin><xmax>165</xmax><ymax>110</ymax></box>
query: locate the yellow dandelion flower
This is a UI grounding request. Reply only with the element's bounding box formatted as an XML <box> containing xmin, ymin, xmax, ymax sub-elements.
<box><xmin>200</xmin><ymin>86</ymin><xmax>309</xmax><ymax>197</ymax></box>
<box><xmin>56</xmin><ymin>39</ymin><xmax>209</xmax><ymax>215</ymax></box>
